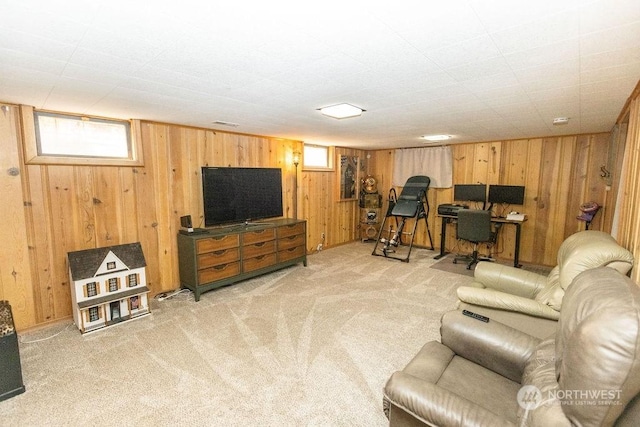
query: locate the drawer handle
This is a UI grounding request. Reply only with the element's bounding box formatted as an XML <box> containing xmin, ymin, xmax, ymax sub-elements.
<box><xmin>286</xmin><ymin>247</ymin><xmax>298</xmax><ymax>252</ymax></box>
<box><xmin>213</xmin><ymin>264</ymin><xmax>229</xmax><ymax>271</ymax></box>
<box><xmin>256</xmin><ymin>255</ymin><xmax>266</xmax><ymax>260</ymax></box>
<box><xmin>254</xmin><ymin>242</ymin><xmax>266</xmax><ymax>247</ymax></box>
<box><xmin>286</xmin><ymin>235</ymin><xmax>297</xmax><ymax>240</ymax></box>
<box><xmin>213</xmin><ymin>249</ymin><xmax>228</xmax><ymax>256</ymax></box>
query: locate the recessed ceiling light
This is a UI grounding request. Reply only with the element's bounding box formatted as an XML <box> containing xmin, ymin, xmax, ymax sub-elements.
<box><xmin>318</xmin><ymin>103</ymin><xmax>365</xmax><ymax>119</ymax></box>
<box><xmin>552</xmin><ymin>117</ymin><xmax>569</xmax><ymax>125</ymax></box>
<box><xmin>421</xmin><ymin>134</ymin><xmax>451</xmax><ymax>142</ymax></box>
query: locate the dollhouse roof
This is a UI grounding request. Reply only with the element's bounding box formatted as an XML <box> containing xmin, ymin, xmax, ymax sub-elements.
<box><xmin>68</xmin><ymin>242</ymin><xmax>146</xmax><ymax>281</ymax></box>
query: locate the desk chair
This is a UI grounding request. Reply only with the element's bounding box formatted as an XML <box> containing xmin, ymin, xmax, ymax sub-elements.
<box><xmin>372</xmin><ymin>175</ymin><xmax>434</xmax><ymax>262</ymax></box>
<box><xmin>453</xmin><ymin>209</ymin><xmax>493</xmax><ymax>269</ymax></box>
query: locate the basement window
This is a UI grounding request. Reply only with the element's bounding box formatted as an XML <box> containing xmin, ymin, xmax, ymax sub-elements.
<box><xmin>24</xmin><ymin>110</ymin><xmax>143</xmax><ymax>166</ymax></box>
<box><xmin>303</xmin><ymin>144</ymin><xmax>334</xmax><ymax>171</ymax></box>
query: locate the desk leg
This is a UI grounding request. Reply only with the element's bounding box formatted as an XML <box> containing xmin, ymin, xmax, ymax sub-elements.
<box><xmin>434</xmin><ymin>217</ymin><xmax>449</xmax><ymax>260</ymax></box>
<box><xmin>513</xmin><ymin>222</ymin><xmax>522</xmax><ymax>268</ymax></box>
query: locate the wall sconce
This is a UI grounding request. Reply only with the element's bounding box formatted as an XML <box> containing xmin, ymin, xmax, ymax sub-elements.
<box><xmin>292</xmin><ymin>150</ymin><xmax>301</xmax><ymax>220</ymax></box>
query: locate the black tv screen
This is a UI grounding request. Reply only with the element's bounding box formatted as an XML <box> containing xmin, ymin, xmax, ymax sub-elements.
<box><xmin>454</xmin><ymin>184</ymin><xmax>487</xmax><ymax>202</ymax></box>
<box><xmin>201</xmin><ymin>167</ymin><xmax>283</xmax><ymax>226</ymax></box>
<box><xmin>488</xmin><ymin>185</ymin><xmax>525</xmax><ymax>205</ymax></box>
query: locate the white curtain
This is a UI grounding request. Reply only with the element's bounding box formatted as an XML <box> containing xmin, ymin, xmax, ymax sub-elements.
<box><xmin>392</xmin><ymin>146</ymin><xmax>453</xmax><ymax>188</ymax></box>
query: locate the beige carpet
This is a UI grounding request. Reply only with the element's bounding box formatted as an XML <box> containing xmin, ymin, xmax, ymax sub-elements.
<box><xmin>1</xmin><ymin>242</ymin><xmax>474</xmax><ymax>426</ymax></box>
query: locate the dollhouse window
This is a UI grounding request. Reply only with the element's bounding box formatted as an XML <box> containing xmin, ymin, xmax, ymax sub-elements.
<box><xmin>108</xmin><ymin>278</ymin><xmax>119</xmax><ymax>292</ymax></box>
<box><xmin>130</xmin><ymin>296</ymin><xmax>139</xmax><ymax>310</ymax></box>
<box><xmin>88</xmin><ymin>307</ymin><xmax>100</xmax><ymax>322</ymax></box>
<box><xmin>107</xmin><ymin>261</ymin><xmax>116</xmax><ymax>270</ymax></box>
<box><xmin>86</xmin><ymin>282</ymin><xmax>97</xmax><ymax>297</ymax></box>
<box><xmin>128</xmin><ymin>274</ymin><xmax>138</xmax><ymax>287</ymax></box>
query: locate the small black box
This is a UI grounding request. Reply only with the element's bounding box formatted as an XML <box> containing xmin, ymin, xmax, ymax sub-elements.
<box><xmin>0</xmin><ymin>301</ymin><xmax>25</xmax><ymax>401</ymax></box>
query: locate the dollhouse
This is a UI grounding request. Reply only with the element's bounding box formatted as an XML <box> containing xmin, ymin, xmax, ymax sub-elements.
<box><xmin>68</xmin><ymin>242</ymin><xmax>150</xmax><ymax>334</ymax></box>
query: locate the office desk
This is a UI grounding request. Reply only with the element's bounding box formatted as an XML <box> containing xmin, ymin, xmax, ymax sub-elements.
<box><xmin>434</xmin><ymin>214</ymin><xmax>525</xmax><ymax>268</ymax></box>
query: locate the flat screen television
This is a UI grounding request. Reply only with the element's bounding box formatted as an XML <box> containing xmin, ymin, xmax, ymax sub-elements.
<box><xmin>488</xmin><ymin>185</ymin><xmax>525</xmax><ymax>205</ymax></box>
<box><xmin>453</xmin><ymin>184</ymin><xmax>487</xmax><ymax>202</ymax></box>
<box><xmin>201</xmin><ymin>167</ymin><xmax>283</xmax><ymax>227</ymax></box>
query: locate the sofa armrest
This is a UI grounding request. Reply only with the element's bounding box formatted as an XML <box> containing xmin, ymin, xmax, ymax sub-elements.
<box><xmin>473</xmin><ymin>262</ymin><xmax>547</xmax><ymax>298</ymax></box>
<box><xmin>457</xmin><ymin>287</ymin><xmax>561</xmax><ymax>320</ymax></box>
<box><xmin>384</xmin><ymin>371</ymin><xmax>514</xmax><ymax>427</ymax></box>
<box><xmin>440</xmin><ymin>310</ymin><xmax>541</xmax><ymax>382</ymax></box>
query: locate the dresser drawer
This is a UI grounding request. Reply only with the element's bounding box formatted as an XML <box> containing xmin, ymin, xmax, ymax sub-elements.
<box><xmin>198</xmin><ymin>262</ymin><xmax>240</xmax><ymax>283</ymax></box>
<box><xmin>278</xmin><ymin>246</ymin><xmax>305</xmax><ymax>262</ymax></box>
<box><xmin>277</xmin><ymin>222</ymin><xmax>305</xmax><ymax>238</ymax></box>
<box><xmin>197</xmin><ymin>248</ymin><xmax>240</xmax><ymax>269</ymax></box>
<box><xmin>243</xmin><ymin>228</ymin><xmax>276</xmax><ymax>245</ymax></box>
<box><xmin>278</xmin><ymin>233</ymin><xmax>305</xmax><ymax>250</ymax></box>
<box><xmin>196</xmin><ymin>234</ymin><xmax>240</xmax><ymax>254</ymax></box>
<box><xmin>243</xmin><ymin>240</ymin><xmax>276</xmax><ymax>259</ymax></box>
<box><xmin>243</xmin><ymin>253</ymin><xmax>277</xmax><ymax>273</ymax></box>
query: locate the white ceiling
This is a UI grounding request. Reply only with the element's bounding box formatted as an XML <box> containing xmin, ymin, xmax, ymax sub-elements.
<box><xmin>1</xmin><ymin>0</ymin><xmax>640</xmax><ymax>149</ymax></box>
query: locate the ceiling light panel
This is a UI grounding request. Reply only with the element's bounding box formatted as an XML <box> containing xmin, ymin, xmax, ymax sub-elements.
<box><xmin>318</xmin><ymin>103</ymin><xmax>365</xmax><ymax>119</ymax></box>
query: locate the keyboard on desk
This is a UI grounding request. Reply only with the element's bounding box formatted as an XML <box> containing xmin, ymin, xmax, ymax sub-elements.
<box><xmin>437</xmin><ymin>203</ymin><xmax>468</xmax><ymax>216</ymax></box>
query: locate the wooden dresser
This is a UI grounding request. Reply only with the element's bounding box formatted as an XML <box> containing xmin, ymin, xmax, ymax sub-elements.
<box><xmin>177</xmin><ymin>219</ymin><xmax>307</xmax><ymax>301</ymax></box>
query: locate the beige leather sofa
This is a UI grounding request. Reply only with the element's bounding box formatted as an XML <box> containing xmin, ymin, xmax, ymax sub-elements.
<box><xmin>383</xmin><ymin>267</ymin><xmax>640</xmax><ymax>426</ymax></box>
<box><xmin>456</xmin><ymin>230</ymin><xmax>633</xmax><ymax>338</ymax></box>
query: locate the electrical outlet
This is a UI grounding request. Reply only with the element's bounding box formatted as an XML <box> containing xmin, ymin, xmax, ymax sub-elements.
<box><xmin>317</xmin><ymin>243</ymin><xmax>323</xmax><ymax>251</ymax></box>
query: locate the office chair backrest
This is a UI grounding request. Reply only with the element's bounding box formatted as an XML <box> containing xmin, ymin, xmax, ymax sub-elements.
<box><xmin>456</xmin><ymin>209</ymin><xmax>492</xmax><ymax>243</ymax></box>
<box><xmin>397</xmin><ymin>176</ymin><xmax>430</xmax><ymax>201</ymax></box>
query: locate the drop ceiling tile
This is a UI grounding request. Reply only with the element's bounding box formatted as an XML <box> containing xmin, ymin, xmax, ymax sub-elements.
<box><xmin>0</xmin><ymin>29</ymin><xmax>76</xmax><ymax>62</ymax></box>
<box><xmin>580</xmin><ymin>21</ymin><xmax>640</xmax><ymax>56</ymax></box>
<box><xmin>580</xmin><ymin>0</ymin><xmax>640</xmax><ymax>33</ymax></box>
<box><xmin>425</xmin><ymin>35</ymin><xmax>502</xmax><ymax>69</ymax></box>
<box><xmin>444</xmin><ymin>56</ymin><xmax>513</xmax><ymax>82</ymax></box>
<box><xmin>503</xmin><ymin>38</ymin><xmax>580</xmax><ymax>71</ymax></box>
<box><xmin>78</xmin><ymin>27</ymin><xmax>163</xmax><ymax>64</ymax></box>
<box><xmin>470</xmin><ymin>0</ymin><xmax>582</xmax><ymax>32</ymax></box>
<box><xmin>580</xmin><ymin>62</ymin><xmax>640</xmax><ymax>85</ymax></box>
<box><xmin>490</xmin><ymin>11</ymin><xmax>580</xmax><ymax>55</ymax></box>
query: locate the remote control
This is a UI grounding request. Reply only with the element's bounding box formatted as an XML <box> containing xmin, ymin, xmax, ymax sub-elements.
<box><xmin>462</xmin><ymin>310</ymin><xmax>490</xmax><ymax>323</ymax></box>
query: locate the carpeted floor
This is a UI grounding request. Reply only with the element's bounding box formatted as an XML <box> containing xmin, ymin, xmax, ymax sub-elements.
<box><xmin>1</xmin><ymin>242</ymin><xmax>475</xmax><ymax>427</ymax></box>
<box><xmin>429</xmin><ymin>254</ymin><xmax>553</xmax><ymax>277</ymax></box>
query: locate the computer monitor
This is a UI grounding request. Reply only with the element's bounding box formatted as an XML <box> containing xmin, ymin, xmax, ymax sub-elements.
<box><xmin>488</xmin><ymin>185</ymin><xmax>525</xmax><ymax>205</ymax></box>
<box><xmin>453</xmin><ymin>184</ymin><xmax>487</xmax><ymax>203</ymax></box>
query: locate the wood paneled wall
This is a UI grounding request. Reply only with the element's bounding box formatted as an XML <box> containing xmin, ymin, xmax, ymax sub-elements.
<box><xmin>368</xmin><ymin>133</ymin><xmax>617</xmax><ymax>267</ymax></box>
<box><xmin>615</xmin><ymin>81</ymin><xmax>640</xmax><ymax>283</ymax></box>
<box><xmin>0</xmin><ymin>99</ymin><xmax>630</xmax><ymax>331</ymax></box>
<box><xmin>0</xmin><ymin>104</ymin><xmax>366</xmax><ymax>330</ymax></box>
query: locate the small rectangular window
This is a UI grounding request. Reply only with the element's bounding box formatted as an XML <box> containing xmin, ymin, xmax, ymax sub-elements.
<box><xmin>303</xmin><ymin>144</ymin><xmax>334</xmax><ymax>171</ymax></box>
<box><xmin>35</xmin><ymin>111</ymin><xmax>131</xmax><ymax>158</ymax></box>
<box><xmin>88</xmin><ymin>307</ymin><xmax>100</xmax><ymax>322</ymax></box>
<box><xmin>22</xmin><ymin>107</ymin><xmax>143</xmax><ymax>166</ymax></box>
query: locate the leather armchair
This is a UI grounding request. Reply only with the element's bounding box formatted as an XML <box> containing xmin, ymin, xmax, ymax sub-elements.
<box><xmin>456</xmin><ymin>230</ymin><xmax>633</xmax><ymax>338</ymax></box>
<box><xmin>383</xmin><ymin>267</ymin><xmax>640</xmax><ymax>427</ymax></box>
